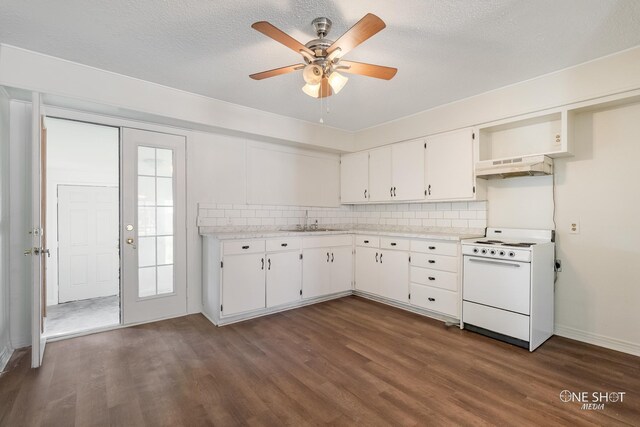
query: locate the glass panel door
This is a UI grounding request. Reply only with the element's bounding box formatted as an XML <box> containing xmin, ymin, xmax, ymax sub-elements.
<box><xmin>121</xmin><ymin>128</ymin><xmax>186</xmax><ymax>324</ymax></box>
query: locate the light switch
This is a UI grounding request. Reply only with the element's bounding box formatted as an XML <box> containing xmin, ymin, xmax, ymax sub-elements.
<box><xmin>569</xmin><ymin>220</ymin><xmax>580</xmax><ymax>234</ymax></box>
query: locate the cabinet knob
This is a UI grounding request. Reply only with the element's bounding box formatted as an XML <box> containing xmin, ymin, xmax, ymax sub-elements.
<box><xmin>428</xmin><ymin>277</ymin><xmax>435</xmax><ymax>281</ymax></box>
<box><xmin>281</xmin><ymin>243</ymin><xmax>288</xmax><ymax>247</ymax></box>
<box><xmin>428</xmin><ymin>297</ymin><xmax>436</xmax><ymax>302</ymax></box>
<box><xmin>364</xmin><ymin>240</ymin><xmax>369</xmax><ymax>244</ymax></box>
<box><xmin>390</xmin><ymin>242</ymin><xmax>397</xmax><ymax>246</ymax></box>
<box><xmin>428</xmin><ymin>260</ymin><xmax>436</xmax><ymax>264</ymax></box>
<box><xmin>428</xmin><ymin>246</ymin><xmax>436</xmax><ymax>250</ymax></box>
<box><xmin>242</xmin><ymin>245</ymin><xmax>250</xmax><ymax>249</ymax></box>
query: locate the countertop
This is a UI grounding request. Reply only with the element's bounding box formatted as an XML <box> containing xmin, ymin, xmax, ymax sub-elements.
<box><xmin>199</xmin><ymin>227</ymin><xmax>484</xmax><ymax>242</ymax></box>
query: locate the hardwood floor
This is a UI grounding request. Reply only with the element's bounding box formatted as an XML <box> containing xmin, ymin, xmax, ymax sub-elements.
<box><xmin>1</xmin><ymin>296</ymin><xmax>639</xmax><ymax>426</ymax></box>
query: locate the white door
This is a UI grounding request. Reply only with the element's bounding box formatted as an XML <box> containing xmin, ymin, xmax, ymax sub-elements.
<box><xmin>329</xmin><ymin>246</ymin><xmax>353</xmax><ymax>293</ymax></box>
<box><xmin>30</xmin><ymin>94</ymin><xmax>46</xmax><ymax>367</ymax></box>
<box><xmin>222</xmin><ymin>253</ymin><xmax>266</xmax><ymax>315</ymax></box>
<box><xmin>340</xmin><ymin>152</ymin><xmax>369</xmax><ymax>203</ymax></box>
<box><xmin>379</xmin><ymin>250</ymin><xmax>409</xmax><ymax>303</ymax></box>
<box><xmin>58</xmin><ymin>185</ymin><xmax>119</xmax><ymax>303</ymax></box>
<box><xmin>392</xmin><ymin>140</ymin><xmax>425</xmax><ymax>201</ymax></box>
<box><xmin>355</xmin><ymin>247</ymin><xmax>379</xmax><ymax>295</ymax></box>
<box><xmin>426</xmin><ymin>128</ymin><xmax>474</xmax><ymax>200</ymax></box>
<box><xmin>302</xmin><ymin>248</ymin><xmax>331</xmax><ymax>299</ymax></box>
<box><xmin>266</xmin><ymin>251</ymin><xmax>301</xmax><ymax>307</ymax></box>
<box><xmin>121</xmin><ymin>128</ymin><xmax>187</xmax><ymax>324</ymax></box>
<box><xmin>368</xmin><ymin>146</ymin><xmax>393</xmax><ymax>202</ymax></box>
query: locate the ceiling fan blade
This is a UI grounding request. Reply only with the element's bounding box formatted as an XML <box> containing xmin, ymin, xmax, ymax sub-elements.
<box><xmin>252</xmin><ymin>21</ymin><xmax>315</xmax><ymax>56</ymax></box>
<box><xmin>327</xmin><ymin>13</ymin><xmax>386</xmax><ymax>57</ymax></box>
<box><xmin>338</xmin><ymin>61</ymin><xmax>397</xmax><ymax>80</ymax></box>
<box><xmin>250</xmin><ymin>64</ymin><xmax>305</xmax><ymax>80</ymax></box>
<box><xmin>319</xmin><ymin>77</ymin><xmax>332</xmax><ymax>98</ymax></box>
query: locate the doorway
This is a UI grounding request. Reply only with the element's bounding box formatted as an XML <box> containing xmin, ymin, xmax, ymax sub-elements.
<box><xmin>43</xmin><ymin>118</ymin><xmax>120</xmax><ymax>337</ymax></box>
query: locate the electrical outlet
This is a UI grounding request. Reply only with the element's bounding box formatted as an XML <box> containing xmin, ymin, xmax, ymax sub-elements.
<box><xmin>569</xmin><ymin>220</ymin><xmax>580</xmax><ymax>234</ymax></box>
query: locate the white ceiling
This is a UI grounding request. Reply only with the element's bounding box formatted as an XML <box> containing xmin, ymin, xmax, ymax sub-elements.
<box><xmin>1</xmin><ymin>1</ymin><xmax>640</xmax><ymax>131</ymax></box>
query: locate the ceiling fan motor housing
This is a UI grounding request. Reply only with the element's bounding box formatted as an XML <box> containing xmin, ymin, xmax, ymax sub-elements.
<box><xmin>312</xmin><ymin>17</ymin><xmax>332</xmax><ymax>38</ymax></box>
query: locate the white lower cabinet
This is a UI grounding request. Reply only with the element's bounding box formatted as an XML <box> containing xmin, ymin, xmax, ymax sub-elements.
<box><xmin>204</xmin><ymin>233</ymin><xmax>464</xmax><ymax>325</ymax></box>
<box><xmin>266</xmin><ymin>251</ymin><xmax>302</xmax><ymax>308</ymax></box>
<box><xmin>302</xmin><ymin>245</ymin><xmax>353</xmax><ymax>299</ymax></box>
<box><xmin>355</xmin><ymin>244</ymin><xmax>410</xmax><ymax>304</ymax></box>
<box><xmin>221</xmin><ymin>253</ymin><xmax>266</xmax><ymax>316</ymax></box>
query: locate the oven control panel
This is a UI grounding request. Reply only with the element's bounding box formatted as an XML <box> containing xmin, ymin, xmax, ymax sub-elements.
<box><xmin>461</xmin><ymin>245</ymin><xmax>531</xmax><ymax>262</ymax></box>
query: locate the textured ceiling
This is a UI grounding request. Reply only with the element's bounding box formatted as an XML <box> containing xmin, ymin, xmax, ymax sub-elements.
<box><xmin>1</xmin><ymin>0</ymin><xmax>640</xmax><ymax>131</ymax></box>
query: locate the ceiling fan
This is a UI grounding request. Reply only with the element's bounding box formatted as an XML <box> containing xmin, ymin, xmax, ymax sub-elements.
<box><xmin>249</xmin><ymin>13</ymin><xmax>397</xmax><ymax>98</ymax></box>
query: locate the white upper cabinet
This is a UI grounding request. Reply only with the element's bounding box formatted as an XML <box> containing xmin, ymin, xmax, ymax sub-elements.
<box><xmin>391</xmin><ymin>139</ymin><xmax>426</xmax><ymax>201</ymax></box>
<box><xmin>425</xmin><ymin>128</ymin><xmax>476</xmax><ymax>201</ymax></box>
<box><xmin>368</xmin><ymin>146</ymin><xmax>393</xmax><ymax>202</ymax></box>
<box><xmin>340</xmin><ymin>151</ymin><xmax>369</xmax><ymax>203</ymax></box>
<box><xmin>368</xmin><ymin>140</ymin><xmax>425</xmax><ymax>202</ymax></box>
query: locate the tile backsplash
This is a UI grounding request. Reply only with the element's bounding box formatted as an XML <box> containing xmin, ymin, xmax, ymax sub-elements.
<box><xmin>197</xmin><ymin>201</ymin><xmax>487</xmax><ymax>231</ymax></box>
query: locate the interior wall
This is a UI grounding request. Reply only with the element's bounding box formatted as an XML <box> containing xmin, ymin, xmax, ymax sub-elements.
<box><xmin>45</xmin><ymin>118</ymin><xmax>119</xmax><ymax>305</ymax></box>
<box><xmin>0</xmin><ymin>89</ymin><xmax>12</xmax><ymax>369</ymax></box>
<box><xmin>487</xmin><ymin>101</ymin><xmax>640</xmax><ymax>354</ymax></box>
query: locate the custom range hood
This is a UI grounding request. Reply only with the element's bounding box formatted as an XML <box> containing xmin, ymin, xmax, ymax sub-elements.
<box><xmin>475</xmin><ymin>155</ymin><xmax>553</xmax><ymax>179</ymax></box>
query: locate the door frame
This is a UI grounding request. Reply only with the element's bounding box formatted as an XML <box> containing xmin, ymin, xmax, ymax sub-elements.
<box><xmin>32</xmin><ymin>106</ymin><xmax>191</xmax><ymax>347</ymax></box>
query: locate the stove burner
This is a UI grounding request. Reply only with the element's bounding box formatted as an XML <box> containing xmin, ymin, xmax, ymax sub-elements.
<box><xmin>501</xmin><ymin>242</ymin><xmax>536</xmax><ymax>248</ymax></box>
<box><xmin>475</xmin><ymin>240</ymin><xmax>503</xmax><ymax>244</ymax></box>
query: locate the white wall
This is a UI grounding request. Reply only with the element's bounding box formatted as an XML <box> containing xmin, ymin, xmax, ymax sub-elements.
<box><xmin>45</xmin><ymin>117</ymin><xmax>119</xmax><ymax>305</ymax></box>
<box><xmin>0</xmin><ymin>88</ymin><xmax>12</xmax><ymax>369</ymax></box>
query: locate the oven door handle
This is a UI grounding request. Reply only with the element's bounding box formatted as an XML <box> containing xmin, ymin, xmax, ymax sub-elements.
<box><xmin>468</xmin><ymin>258</ymin><xmax>522</xmax><ymax>268</ymax></box>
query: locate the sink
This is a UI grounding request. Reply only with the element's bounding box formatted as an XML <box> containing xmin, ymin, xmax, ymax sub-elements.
<box><xmin>288</xmin><ymin>228</ymin><xmax>340</xmax><ymax>232</ymax></box>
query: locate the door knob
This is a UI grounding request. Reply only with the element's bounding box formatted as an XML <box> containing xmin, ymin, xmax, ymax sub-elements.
<box><xmin>126</xmin><ymin>238</ymin><xmax>136</xmax><ymax>249</ymax></box>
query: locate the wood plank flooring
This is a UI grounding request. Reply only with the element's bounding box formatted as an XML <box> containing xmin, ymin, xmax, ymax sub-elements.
<box><xmin>1</xmin><ymin>296</ymin><xmax>639</xmax><ymax>426</ymax></box>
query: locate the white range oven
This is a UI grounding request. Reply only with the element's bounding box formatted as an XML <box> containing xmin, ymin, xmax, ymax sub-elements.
<box><xmin>461</xmin><ymin>228</ymin><xmax>555</xmax><ymax>351</ymax></box>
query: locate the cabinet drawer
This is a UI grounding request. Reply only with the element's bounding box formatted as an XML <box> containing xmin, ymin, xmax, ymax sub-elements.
<box><xmin>463</xmin><ymin>301</ymin><xmax>529</xmax><ymax>342</ymax></box>
<box><xmin>380</xmin><ymin>237</ymin><xmax>410</xmax><ymax>251</ymax></box>
<box><xmin>266</xmin><ymin>237</ymin><xmax>301</xmax><ymax>252</ymax></box>
<box><xmin>223</xmin><ymin>240</ymin><xmax>265</xmax><ymax>255</ymax></box>
<box><xmin>410</xmin><ymin>267</ymin><xmax>457</xmax><ymax>291</ymax></box>
<box><xmin>411</xmin><ymin>253</ymin><xmax>458</xmax><ymax>273</ymax></box>
<box><xmin>355</xmin><ymin>235</ymin><xmax>379</xmax><ymax>248</ymax></box>
<box><xmin>410</xmin><ymin>240</ymin><xmax>458</xmax><ymax>256</ymax></box>
<box><xmin>303</xmin><ymin>234</ymin><xmax>352</xmax><ymax>249</ymax></box>
<box><xmin>410</xmin><ymin>284</ymin><xmax>458</xmax><ymax>317</ymax></box>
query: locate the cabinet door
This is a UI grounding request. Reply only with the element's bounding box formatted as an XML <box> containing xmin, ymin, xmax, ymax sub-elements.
<box><xmin>222</xmin><ymin>253</ymin><xmax>265</xmax><ymax>316</ymax></box>
<box><xmin>329</xmin><ymin>246</ymin><xmax>353</xmax><ymax>294</ymax></box>
<box><xmin>426</xmin><ymin>128</ymin><xmax>474</xmax><ymax>200</ymax></box>
<box><xmin>392</xmin><ymin>139</ymin><xmax>425</xmax><ymax>201</ymax></box>
<box><xmin>266</xmin><ymin>251</ymin><xmax>302</xmax><ymax>307</ymax></box>
<box><xmin>355</xmin><ymin>247</ymin><xmax>380</xmax><ymax>295</ymax></box>
<box><xmin>368</xmin><ymin>146</ymin><xmax>393</xmax><ymax>202</ymax></box>
<box><xmin>340</xmin><ymin>152</ymin><xmax>369</xmax><ymax>203</ymax></box>
<box><xmin>302</xmin><ymin>248</ymin><xmax>331</xmax><ymax>299</ymax></box>
<box><xmin>379</xmin><ymin>250</ymin><xmax>410</xmax><ymax>303</ymax></box>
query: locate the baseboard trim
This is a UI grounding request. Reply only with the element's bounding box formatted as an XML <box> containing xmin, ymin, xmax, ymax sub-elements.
<box><xmin>554</xmin><ymin>324</ymin><xmax>640</xmax><ymax>357</ymax></box>
<box><xmin>0</xmin><ymin>345</ymin><xmax>13</xmax><ymax>372</ymax></box>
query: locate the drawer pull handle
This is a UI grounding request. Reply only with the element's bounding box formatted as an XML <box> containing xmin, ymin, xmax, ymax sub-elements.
<box><xmin>242</xmin><ymin>245</ymin><xmax>250</xmax><ymax>249</ymax></box>
<box><xmin>390</xmin><ymin>242</ymin><xmax>397</xmax><ymax>246</ymax></box>
<box><xmin>428</xmin><ymin>297</ymin><xmax>436</xmax><ymax>302</ymax></box>
<box><xmin>428</xmin><ymin>260</ymin><xmax>436</xmax><ymax>264</ymax></box>
<box><xmin>281</xmin><ymin>243</ymin><xmax>288</xmax><ymax>247</ymax></box>
<box><xmin>375</xmin><ymin>252</ymin><xmax>378</xmax><ymax>263</ymax></box>
<box><xmin>428</xmin><ymin>246</ymin><xmax>436</xmax><ymax>250</ymax></box>
<box><xmin>428</xmin><ymin>277</ymin><xmax>435</xmax><ymax>281</ymax></box>
<box><xmin>364</xmin><ymin>240</ymin><xmax>369</xmax><ymax>244</ymax></box>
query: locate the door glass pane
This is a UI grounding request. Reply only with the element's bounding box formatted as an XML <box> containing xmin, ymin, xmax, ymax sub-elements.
<box><xmin>137</xmin><ymin>146</ymin><xmax>175</xmax><ymax>297</ymax></box>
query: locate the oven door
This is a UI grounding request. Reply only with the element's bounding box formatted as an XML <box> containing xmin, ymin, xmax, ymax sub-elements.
<box><xmin>463</xmin><ymin>256</ymin><xmax>531</xmax><ymax>315</ymax></box>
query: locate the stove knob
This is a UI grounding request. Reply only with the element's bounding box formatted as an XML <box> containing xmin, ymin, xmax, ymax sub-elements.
<box><xmin>472</xmin><ymin>248</ymin><xmax>479</xmax><ymax>254</ymax></box>
<box><xmin>490</xmin><ymin>249</ymin><xmax>496</xmax><ymax>255</ymax></box>
<box><xmin>481</xmin><ymin>249</ymin><xmax>487</xmax><ymax>254</ymax></box>
<box><xmin>499</xmin><ymin>250</ymin><xmax>506</xmax><ymax>256</ymax></box>
<box><xmin>508</xmin><ymin>251</ymin><xmax>516</xmax><ymax>257</ymax></box>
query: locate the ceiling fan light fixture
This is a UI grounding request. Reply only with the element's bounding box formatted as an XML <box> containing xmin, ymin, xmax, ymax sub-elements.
<box><xmin>327</xmin><ymin>47</ymin><xmax>342</xmax><ymax>62</ymax></box>
<box><xmin>302</xmin><ymin>82</ymin><xmax>321</xmax><ymax>98</ymax></box>
<box><xmin>302</xmin><ymin>64</ymin><xmax>323</xmax><ymax>84</ymax></box>
<box><xmin>328</xmin><ymin>71</ymin><xmax>348</xmax><ymax>94</ymax></box>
